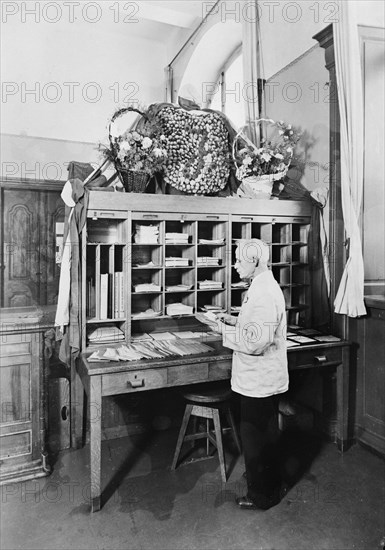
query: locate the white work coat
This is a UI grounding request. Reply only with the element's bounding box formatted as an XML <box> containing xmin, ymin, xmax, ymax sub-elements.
<box><xmin>222</xmin><ymin>270</ymin><xmax>288</xmax><ymax>398</ymax></box>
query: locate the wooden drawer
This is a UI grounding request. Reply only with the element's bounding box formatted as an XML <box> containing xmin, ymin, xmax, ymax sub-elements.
<box><xmin>288</xmin><ymin>346</ymin><xmax>343</xmax><ymax>371</ymax></box>
<box><xmin>102</xmin><ymin>369</ymin><xmax>167</xmax><ymax>396</ymax></box>
<box><xmin>209</xmin><ymin>360</ymin><xmax>232</xmax><ymax>380</ymax></box>
<box><xmin>168</xmin><ymin>363</ymin><xmax>209</xmax><ymax>385</ymax></box>
<box><xmin>0</xmin><ymin>332</ymin><xmax>32</xmax><ymax>347</ymax></box>
<box><xmin>0</xmin><ymin>341</ymin><xmax>32</xmax><ymax>359</ymax></box>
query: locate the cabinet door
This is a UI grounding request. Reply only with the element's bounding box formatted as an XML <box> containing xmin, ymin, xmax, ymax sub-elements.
<box><xmin>39</xmin><ymin>191</ymin><xmax>65</xmax><ymax>306</ymax></box>
<box><xmin>1</xmin><ymin>187</ymin><xmax>64</xmax><ymax>308</ymax></box>
<box><xmin>0</xmin><ymin>332</ymin><xmax>42</xmax><ymax>475</ymax></box>
<box><xmin>2</xmin><ymin>190</ymin><xmax>40</xmax><ymax>307</ymax></box>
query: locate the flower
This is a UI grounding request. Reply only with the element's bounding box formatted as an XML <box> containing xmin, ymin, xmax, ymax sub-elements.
<box><xmin>233</xmin><ymin>119</ymin><xmax>300</xmax><ymax>181</ymax></box>
<box><xmin>100</xmin><ymin>106</ymin><xmax>167</xmax><ymax>176</ymax></box>
<box><xmin>156</xmin><ymin>105</ymin><xmax>231</xmax><ymax>194</ymax></box>
<box><xmin>141</xmin><ymin>137</ymin><xmax>152</xmax><ymax>149</ymax></box>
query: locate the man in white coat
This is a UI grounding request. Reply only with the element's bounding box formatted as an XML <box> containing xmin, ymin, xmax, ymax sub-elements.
<box><xmin>203</xmin><ymin>238</ymin><xmax>288</xmax><ymax>510</ymax></box>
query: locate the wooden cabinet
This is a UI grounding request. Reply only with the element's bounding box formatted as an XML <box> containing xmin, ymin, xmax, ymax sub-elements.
<box><xmin>349</xmin><ymin>297</ymin><xmax>385</xmax><ymax>456</ymax></box>
<box><xmin>0</xmin><ymin>179</ymin><xmax>65</xmax><ymax>308</ymax></box>
<box><xmin>0</xmin><ymin>309</ymin><xmax>49</xmax><ymax>483</ymax></box>
<box><xmin>81</xmin><ymin>193</ymin><xmax>312</xmax><ymax>349</ymax></box>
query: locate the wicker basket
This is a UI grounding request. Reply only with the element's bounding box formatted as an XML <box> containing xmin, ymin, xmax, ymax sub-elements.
<box><xmin>109</xmin><ymin>106</ymin><xmax>152</xmax><ymax>193</ymax></box>
<box><xmin>232</xmin><ymin>118</ymin><xmax>293</xmax><ymax>185</ymax></box>
<box><xmin>117</xmin><ymin>168</ymin><xmax>151</xmax><ymax>193</ymax></box>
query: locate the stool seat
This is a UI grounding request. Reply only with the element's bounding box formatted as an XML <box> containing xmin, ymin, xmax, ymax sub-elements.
<box><xmin>171</xmin><ymin>388</ymin><xmax>241</xmax><ymax>482</ymax></box>
<box><xmin>183</xmin><ymin>389</ymin><xmax>232</xmax><ymax>404</ymax></box>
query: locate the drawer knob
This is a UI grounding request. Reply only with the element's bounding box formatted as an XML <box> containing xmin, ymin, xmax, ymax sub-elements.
<box><xmin>314</xmin><ymin>355</ymin><xmax>327</xmax><ymax>364</ymax></box>
<box><xmin>128</xmin><ymin>378</ymin><xmax>144</xmax><ymax>388</ymax></box>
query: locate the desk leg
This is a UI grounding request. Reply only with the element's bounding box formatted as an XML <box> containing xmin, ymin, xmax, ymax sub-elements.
<box><xmin>89</xmin><ymin>376</ymin><xmax>102</xmax><ymax>512</ymax></box>
<box><xmin>71</xmin><ymin>357</ymin><xmax>85</xmax><ymax>449</ymax></box>
<box><xmin>336</xmin><ymin>346</ymin><xmax>352</xmax><ymax>452</ymax></box>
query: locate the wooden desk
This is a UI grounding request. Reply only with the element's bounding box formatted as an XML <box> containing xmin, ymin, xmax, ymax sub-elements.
<box><xmin>75</xmin><ymin>340</ymin><xmax>351</xmax><ymax>512</ymax></box>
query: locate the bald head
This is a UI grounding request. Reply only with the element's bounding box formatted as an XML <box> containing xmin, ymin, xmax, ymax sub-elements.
<box><xmin>236</xmin><ymin>239</ymin><xmax>270</xmax><ymax>266</ymax></box>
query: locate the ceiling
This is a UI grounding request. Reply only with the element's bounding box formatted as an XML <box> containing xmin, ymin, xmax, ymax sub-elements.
<box><xmin>139</xmin><ymin>1</ymin><xmax>206</xmax><ymax>28</ymax></box>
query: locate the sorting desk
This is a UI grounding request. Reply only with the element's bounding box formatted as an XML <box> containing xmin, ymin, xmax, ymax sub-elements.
<box><xmin>76</xmin><ymin>339</ymin><xmax>351</xmax><ymax>512</ymax></box>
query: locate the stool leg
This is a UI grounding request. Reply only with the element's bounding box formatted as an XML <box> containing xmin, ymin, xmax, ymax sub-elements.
<box><xmin>171</xmin><ymin>404</ymin><xmax>193</xmax><ymax>470</ymax></box>
<box><xmin>226</xmin><ymin>408</ymin><xmax>242</xmax><ymax>454</ymax></box>
<box><xmin>213</xmin><ymin>409</ymin><xmax>227</xmax><ymax>483</ymax></box>
<box><xmin>206</xmin><ymin>418</ymin><xmax>210</xmax><ymax>455</ymax></box>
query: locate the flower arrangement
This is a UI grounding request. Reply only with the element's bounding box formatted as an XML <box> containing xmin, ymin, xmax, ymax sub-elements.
<box><xmin>155</xmin><ymin>105</ymin><xmax>231</xmax><ymax>195</ymax></box>
<box><xmin>233</xmin><ymin>119</ymin><xmax>301</xmax><ymax>182</ymax></box>
<box><xmin>102</xmin><ymin>107</ymin><xmax>167</xmax><ymax>175</ymax></box>
<box><xmin>112</xmin><ymin>129</ymin><xmax>167</xmax><ymax>176</ymax></box>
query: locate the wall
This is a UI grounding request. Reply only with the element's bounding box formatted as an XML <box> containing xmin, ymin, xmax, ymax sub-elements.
<box><xmin>1</xmin><ymin>0</ymin><xmax>168</xmax><ymax>178</ymax></box>
<box><xmin>2</xmin><ymin>0</ymin><xmax>384</xmax><ymax>179</ymax></box>
<box><xmin>265</xmin><ymin>45</ymin><xmax>330</xmax><ymax>193</ymax></box>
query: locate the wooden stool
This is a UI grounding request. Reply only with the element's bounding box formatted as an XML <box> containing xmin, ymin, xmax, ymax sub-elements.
<box><xmin>171</xmin><ymin>388</ymin><xmax>242</xmax><ymax>482</ymax></box>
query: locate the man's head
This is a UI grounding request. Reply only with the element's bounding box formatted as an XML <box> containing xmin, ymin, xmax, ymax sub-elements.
<box><xmin>235</xmin><ymin>239</ymin><xmax>269</xmax><ymax>279</ymax></box>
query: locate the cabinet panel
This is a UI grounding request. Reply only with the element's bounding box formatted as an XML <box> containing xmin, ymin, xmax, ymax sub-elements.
<box><xmin>350</xmin><ymin>302</ymin><xmax>385</xmax><ymax>455</ymax></box>
<box><xmin>82</xmin><ymin>194</ymin><xmax>312</xmax><ymax>347</ymax></box>
<box><xmin>168</xmin><ymin>363</ymin><xmax>209</xmax><ymax>385</ymax></box>
<box><xmin>0</xmin><ymin>431</ymin><xmax>31</xmax><ymax>459</ymax></box>
<box><xmin>1</xmin><ymin>183</ymin><xmax>64</xmax><ymax>308</ymax></box>
<box><xmin>0</xmin><ymin>314</ymin><xmax>48</xmax><ymax>483</ymax></box>
<box><xmin>0</xmin><ymin>362</ymin><xmax>31</xmax><ymax>423</ymax></box>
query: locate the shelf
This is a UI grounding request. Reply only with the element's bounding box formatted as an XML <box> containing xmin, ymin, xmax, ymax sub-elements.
<box><xmin>132</xmin><ymin>243</ymin><xmax>161</xmax><ymax>246</ymax></box>
<box><xmin>86</xmin><ymin>317</ymin><xmax>126</xmax><ymax>323</ymax></box>
<box><xmin>82</xmin><ymin>197</ymin><xmax>312</xmax><ymax>348</ymax></box>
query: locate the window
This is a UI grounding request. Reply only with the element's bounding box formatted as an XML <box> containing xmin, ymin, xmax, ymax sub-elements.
<box><xmin>209</xmin><ymin>50</ymin><xmax>245</xmax><ymax>130</ymax></box>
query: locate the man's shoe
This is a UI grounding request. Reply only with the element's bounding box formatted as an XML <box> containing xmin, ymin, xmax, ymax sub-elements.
<box><xmin>235</xmin><ymin>496</ymin><xmax>259</xmax><ymax>510</ymax></box>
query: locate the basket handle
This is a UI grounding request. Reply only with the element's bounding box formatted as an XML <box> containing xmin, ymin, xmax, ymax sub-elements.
<box><xmin>108</xmin><ymin>107</ymin><xmax>149</xmax><ymax>147</ymax></box>
<box><xmin>232</xmin><ymin>118</ymin><xmax>276</xmax><ymax>159</ymax></box>
<box><xmin>232</xmin><ymin>118</ymin><xmax>294</xmax><ymax>178</ymax></box>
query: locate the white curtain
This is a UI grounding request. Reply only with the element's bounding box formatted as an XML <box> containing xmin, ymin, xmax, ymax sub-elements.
<box><xmin>333</xmin><ymin>1</ymin><xmax>367</xmax><ymax>317</ymax></box>
<box><xmin>241</xmin><ymin>0</ymin><xmax>263</xmax><ymax>144</ymax></box>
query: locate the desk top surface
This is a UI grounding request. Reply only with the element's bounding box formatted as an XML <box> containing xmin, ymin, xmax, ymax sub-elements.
<box><xmin>80</xmin><ymin>339</ymin><xmax>349</xmax><ymax>377</ymax></box>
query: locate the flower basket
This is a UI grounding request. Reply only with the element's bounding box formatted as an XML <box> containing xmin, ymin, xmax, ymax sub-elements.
<box><xmin>232</xmin><ymin>118</ymin><xmax>297</xmax><ymax>199</ymax></box>
<box><xmin>103</xmin><ymin>106</ymin><xmax>167</xmax><ymax>193</ymax></box>
<box><xmin>116</xmin><ymin>168</ymin><xmax>151</xmax><ymax>193</ymax></box>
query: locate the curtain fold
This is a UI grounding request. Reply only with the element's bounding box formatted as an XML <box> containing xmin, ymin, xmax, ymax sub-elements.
<box><xmin>333</xmin><ymin>1</ymin><xmax>367</xmax><ymax>317</ymax></box>
<box><xmin>241</xmin><ymin>0</ymin><xmax>263</xmax><ymax>144</ymax></box>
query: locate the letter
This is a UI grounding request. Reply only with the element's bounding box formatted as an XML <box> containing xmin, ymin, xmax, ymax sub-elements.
<box><xmin>242</xmin><ymin>82</ymin><xmax>258</xmax><ymax>104</ymax></box>
<box><xmin>282</xmin><ymin>82</ymin><xmax>302</xmax><ymax>103</ymax></box>
<box><xmin>82</xmin><ymin>2</ymin><xmax>102</xmax><ymax>23</ymax></box>
<box><xmin>82</xmin><ymin>82</ymin><xmax>102</xmax><ymax>103</ymax></box>
<box><xmin>220</xmin><ymin>1</ymin><xmax>240</xmax><ymax>22</ymax></box>
<box><xmin>63</xmin><ymin>81</ymin><xmax>80</xmax><ymax>103</ymax></box>
<box><xmin>21</xmin><ymin>481</ymin><xmax>41</xmax><ymax>503</ymax></box>
<box><xmin>1</xmin><ymin>483</ymin><xmax>20</xmax><ymax>502</ymax></box>
<box><xmin>21</xmin><ymin>82</ymin><xmax>40</xmax><ymax>103</ymax></box>
<box><xmin>264</xmin><ymin>81</ymin><xmax>279</xmax><ymax>103</ymax></box>
<box><xmin>42</xmin><ymin>2</ymin><xmax>62</xmax><ymax>23</ymax></box>
<box><xmin>242</xmin><ymin>1</ymin><xmax>261</xmax><ymax>23</ymax></box>
<box><xmin>42</xmin><ymin>82</ymin><xmax>62</xmax><ymax>103</ymax></box>
<box><xmin>21</xmin><ymin>162</ymin><xmax>40</xmax><ymax>180</ymax></box>
<box><xmin>224</xmin><ymin>81</ymin><xmax>240</xmax><ymax>104</ymax></box>
<box><xmin>42</xmin><ymin>162</ymin><xmax>62</xmax><ymax>181</ymax></box>
<box><xmin>202</xmin><ymin>2</ymin><xmax>219</xmax><ymax>19</ymax></box>
<box><xmin>282</xmin><ymin>2</ymin><xmax>302</xmax><ymax>23</ymax></box>
<box><xmin>21</xmin><ymin>1</ymin><xmax>40</xmax><ymax>22</ymax></box>
<box><xmin>201</xmin><ymin>82</ymin><xmax>219</xmax><ymax>104</ymax></box>
<box><xmin>63</xmin><ymin>1</ymin><xmax>80</xmax><ymax>23</ymax></box>
<box><xmin>262</xmin><ymin>1</ymin><xmax>279</xmax><ymax>23</ymax></box>
<box><xmin>1</xmin><ymin>2</ymin><xmax>19</xmax><ymax>23</ymax></box>
<box><xmin>1</xmin><ymin>82</ymin><xmax>19</xmax><ymax>102</ymax></box>
<box><xmin>2</xmin><ymin>162</ymin><xmax>19</xmax><ymax>177</ymax></box>
<box><xmin>201</xmin><ymin>481</ymin><xmax>218</xmax><ymax>503</ymax></box>
<box><xmin>42</xmin><ymin>481</ymin><xmax>63</xmax><ymax>503</ymax></box>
